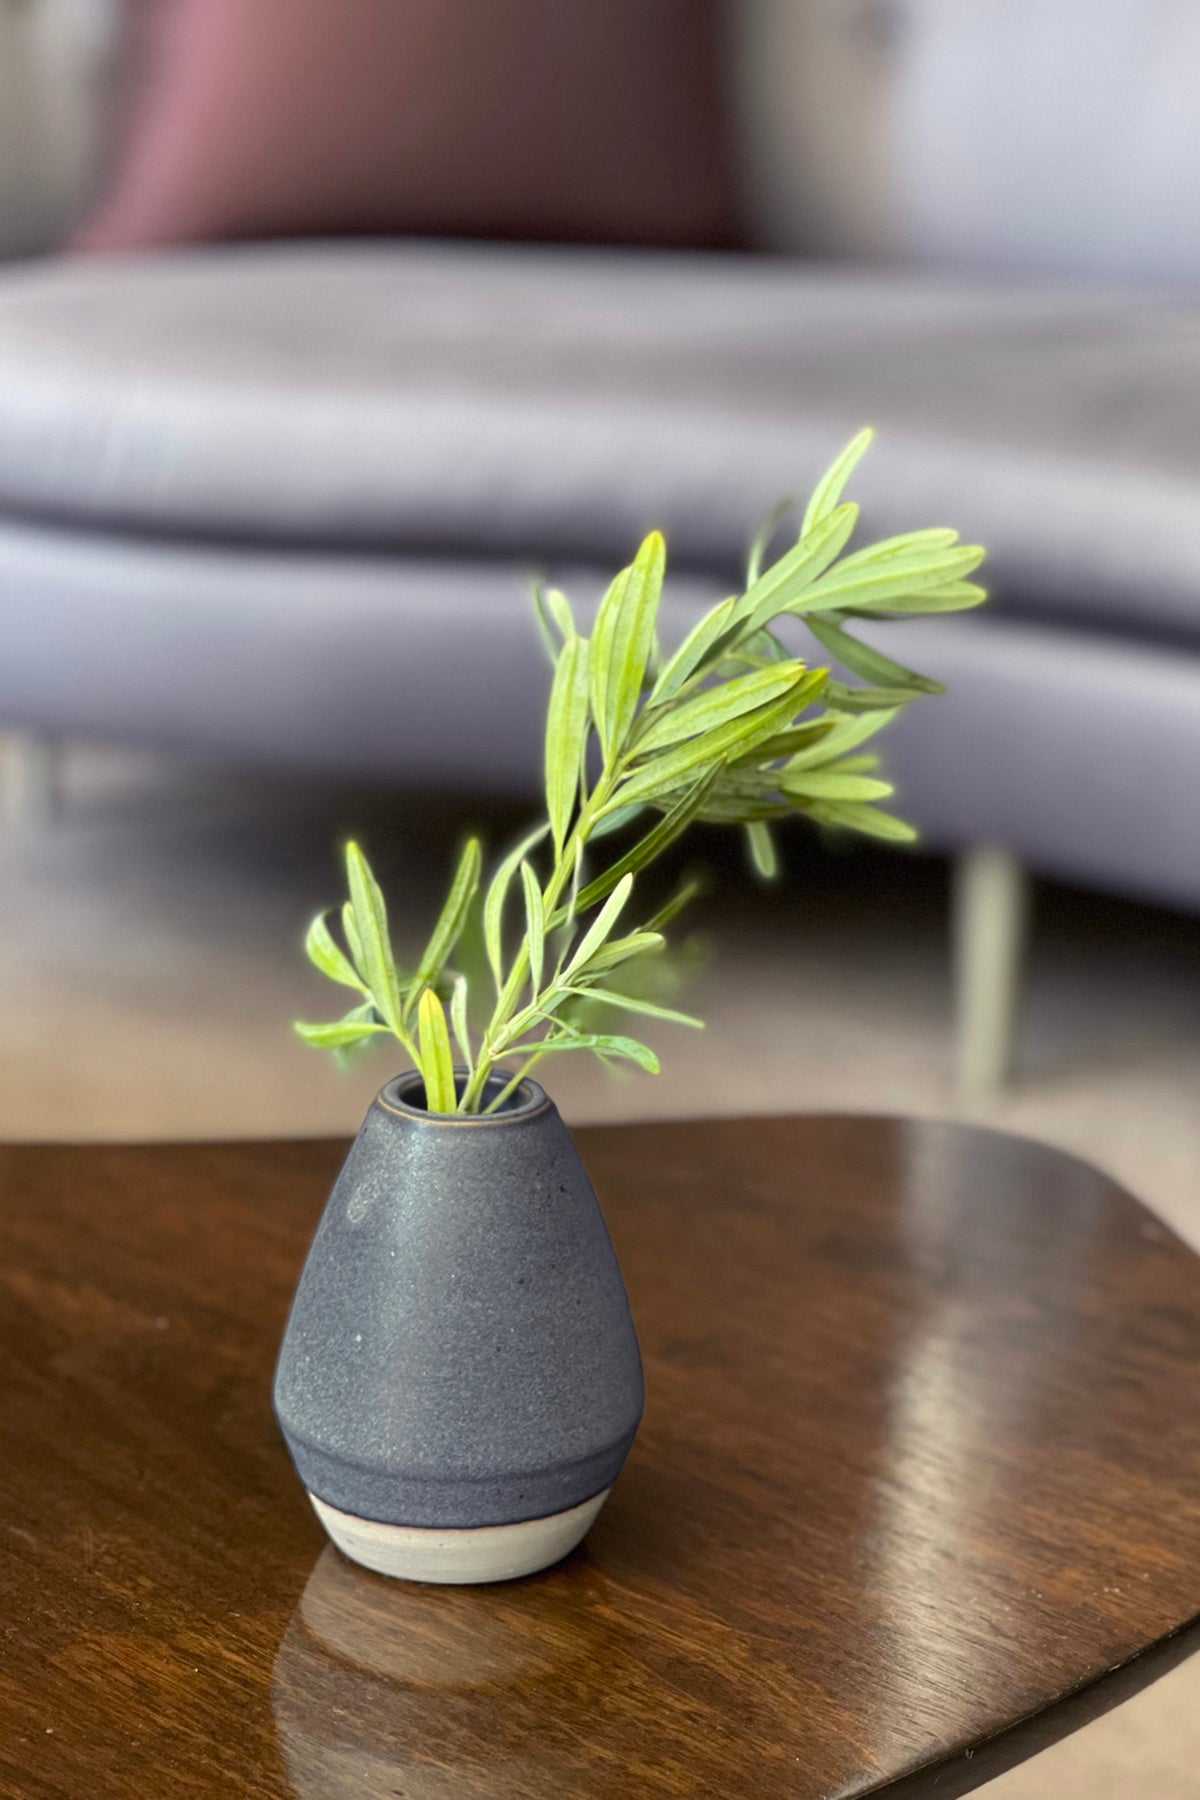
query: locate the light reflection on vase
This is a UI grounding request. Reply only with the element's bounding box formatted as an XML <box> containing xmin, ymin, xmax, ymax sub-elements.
<box><xmin>271</xmin><ymin>1544</ymin><xmax>625</xmax><ymax>1799</ymax></box>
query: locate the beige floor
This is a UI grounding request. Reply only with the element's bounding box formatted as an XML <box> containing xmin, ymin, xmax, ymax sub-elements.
<box><xmin>2</xmin><ymin>746</ymin><xmax>1198</xmax><ymax>1796</ymax></box>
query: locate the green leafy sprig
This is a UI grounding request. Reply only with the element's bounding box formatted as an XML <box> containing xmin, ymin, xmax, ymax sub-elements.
<box><xmin>296</xmin><ymin>429</ymin><xmax>985</xmax><ymax>1112</ymax></box>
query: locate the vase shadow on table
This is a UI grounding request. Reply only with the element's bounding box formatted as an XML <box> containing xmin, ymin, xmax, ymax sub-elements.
<box><xmin>271</xmin><ymin>1542</ymin><xmax>633</xmax><ymax>1800</ymax></box>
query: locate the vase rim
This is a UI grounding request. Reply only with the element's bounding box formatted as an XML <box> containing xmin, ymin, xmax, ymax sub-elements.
<box><xmin>377</xmin><ymin>1068</ymin><xmax>551</xmax><ymax>1125</ymax></box>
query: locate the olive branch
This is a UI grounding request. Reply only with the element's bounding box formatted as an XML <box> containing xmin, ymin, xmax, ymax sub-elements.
<box><xmin>296</xmin><ymin>429</ymin><xmax>985</xmax><ymax>1112</ymax></box>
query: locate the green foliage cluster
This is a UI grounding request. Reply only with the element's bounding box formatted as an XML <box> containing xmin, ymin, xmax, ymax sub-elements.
<box><xmin>296</xmin><ymin>430</ymin><xmax>985</xmax><ymax>1112</ymax></box>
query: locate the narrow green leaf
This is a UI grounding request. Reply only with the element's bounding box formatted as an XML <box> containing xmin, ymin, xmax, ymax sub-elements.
<box><xmin>643</xmin><ymin>878</ymin><xmax>703</xmax><ymax>933</ymax></box>
<box><xmin>305</xmin><ymin>911</ymin><xmax>366</xmax><ymax>993</ymax></box>
<box><xmin>566</xmin><ymin>988</ymin><xmax>704</xmax><ymax>1029</ymax></box>
<box><xmin>483</xmin><ymin>825</ymin><xmax>550</xmax><ymax>992</ymax></box>
<box><xmin>717</xmin><ymin>625</ymin><xmax>791</xmax><ymax>672</ymax></box>
<box><xmin>572</xmin><ymin>767</ymin><xmax>719</xmax><ymax>917</ymax></box>
<box><xmin>545</xmin><ymin>634</ymin><xmax>590</xmax><ymax>853</ymax></box>
<box><xmin>532</xmin><ymin>583</ymin><xmax>559</xmax><ymax>666</ymax></box>
<box><xmin>589</xmin><ymin>531</ymin><xmax>665</xmax><ymax>755</ymax></box>
<box><xmin>823</xmin><ymin>680</ymin><xmax>919</xmax><ymax>714</ymax></box>
<box><xmin>533</xmin><ymin>583</ymin><xmax>578</xmax><ymax>660</ymax></box>
<box><xmin>341</xmin><ymin>901</ymin><xmax>366</xmax><ymax>977</ymax></box>
<box><xmin>844</xmin><ymin>579</ymin><xmax>987</xmax><ymax>616</ymax></box>
<box><xmin>616</xmin><ymin>678</ymin><xmax>820</xmax><ymax>808</ymax></box>
<box><xmin>492</xmin><ymin>973</ymin><xmax>590</xmax><ymax>1049</ymax></box>
<box><xmin>782</xmin><ymin>709</ymin><xmax>897</xmax><ymax>771</ymax></box>
<box><xmin>734</xmin><ymin>502</ymin><xmax>859</xmax><ymax>637</ymax></box>
<box><xmin>693</xmin><ymin>794</ymin><xmax>792</xmax><ymax>824</ymax></box>
<box><xmin>532</xmin><ymin>1031</ymin><xmax>661</xmax><ymax>1074</ymax></box>
<box><xmin>295</xmin><ymin>1017</ymin><xmax>391</xmax><ymax>1049</ymax></box>
<box><xmin>341</xmin><ymin>1000</ymin><xmax>380</xmax><ymax>1026</ymax></box>
<box><xmin>588</xmin><ymin>568</ymin><xmax>623</xmax><ymax>752</ymax></box>
<box><xmin>782</xmin><ymin>770</ymin><xmax>895</xmax><ymax>801</ymax></box>
<box><xmin>546</xmin><ymin>587</ymin><xmax>575</xmax><ymax>639</ymax></box>
<box><xmin>649</xmin><ymin>595</ymin><xmax>738</xmax><ymax>704</ymax></box>
<box><xmin>824</xmin><ymin>752</ymin><xmax>881</xmax><ymax>774</ymax></box>
<box><xmin>563</xmin><ymin>837</ymin><xmax>585</xmax><ymax>935</ymax></box>
<box><xmin>635</xmin><ymin>663</ymin><xmax>810</xmax><ymax>755</ymax></box>
<box><xmin>521</xmin><ymin>861</ymin><xmax>545</xmax><ymax>994</ymax></box>
<box><xmin>795</xmin><ymin>542</ymin><xmax>985</xmax><ymax>614</ymax></box>
<box><xmin>806</xmin><ymin>799</ymin><xmax>918</xmax><ymax>842</ymax></box>
<box><xmin>345</xmin><ymin>841</ymin><xmax>402</xmax><ymax>1028</ymax></box>
<box><xmin>746</xmin><ymin>821</ymin><xmax>778</xmax><ymax>878</ymax></box>
<box><xmin>827</xmin><ymin>525</ymin><xmax>960</xmax><ymax>565</ymax></box>
<box><xmin>565</xmin><ymin>872</ymin><xmax>634</xmax><ymax>978</ymax></box>
<box><xmin>416</xmin><ymin>837</ymin><xmax>481</xmax><ymax>988</ymax></box>
<box><xmin>802</xmin><ymin>609</ymin><xmax>944</xmax><ymax>695</ymax></box>
<box><xmin>745</xmin><ymin>496</ymin><xmax>795</xmax><ymax>587</ymax></box>
<box><xmin>590</xmin><ymin>1033</ymin><xmax>660</xmax><ymax>1072</ymax></box>
<box><xmin>801</xmin><ymin>428</ymin><xmax>874</xmax><ymax>537</ymax></box>
<box><xmin>327</xmin><ymin>999</ymin><xmax>400</xmax><ymax>1069</ymax></box>
<box><xmin>580</xmin><ymin>930</ymin><xmax>664</xmax><ymax>975</ymax></box>
<box><xmin>417</xmin><ymin>988</ymin><xmax>457</xmax><ymax>1113</ymax></box>
<box><xmin>731</xmin><ymin>718</ymin><xmax>835</xmax><ymax>765</ymax></box>
<box><xmin>449</xmin><ymin>974</ymin><xmax>473</xmax><ymax>1072</ymax></box>
<box><xmin>588</xmin><ymin>800</ymin><xmax>646</xmax><ymax>841</ymax></box>
<box><xmin>614</xmin><ymin>530</ymin><xmax>666</xmax><ymax>734</ymax></box>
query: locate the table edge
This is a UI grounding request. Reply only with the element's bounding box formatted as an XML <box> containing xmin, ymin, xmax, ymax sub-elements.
<box><xmin>858</xmin><ymin>1609</ymin><xmax>1200</xmax><ymax>1800</ymax></box>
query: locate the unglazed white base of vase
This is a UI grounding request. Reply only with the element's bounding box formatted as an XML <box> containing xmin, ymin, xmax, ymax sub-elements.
<box><xmin>308</xmin><ymin>1488</ymin><xmax>611</xmax><ymax>1584</ymax></box>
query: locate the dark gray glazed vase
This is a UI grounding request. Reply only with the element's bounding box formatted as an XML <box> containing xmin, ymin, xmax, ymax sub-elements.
<box><xmin>273</xmin><ymin>1070</ymin><xmax>643</xmax><ymax>1583</ymax></box>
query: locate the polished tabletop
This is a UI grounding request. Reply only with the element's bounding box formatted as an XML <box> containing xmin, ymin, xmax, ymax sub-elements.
<box><xmin>2</xmin><ymin>1116</ymin><xmax>1200</xmax><ymax>1799</ymax></box>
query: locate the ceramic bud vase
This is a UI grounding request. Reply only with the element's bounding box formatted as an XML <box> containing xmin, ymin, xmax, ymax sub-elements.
<box><xmin>273</xmin><ymin>1070</ymin><xmax>644</xmax><ymax>1584</ymax></box>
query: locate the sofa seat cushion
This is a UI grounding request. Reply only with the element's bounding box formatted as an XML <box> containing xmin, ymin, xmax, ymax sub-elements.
<box><xmin>0</xmin><ymin>516</ymin><xmax>725</xmax><ymax>787</ymax></box>
<box><xmin>3</xmin><ymin>513</ymin><xmax>1199</xmax><ymax>909</ymax></box>
<box><xmin>1</xmin><ymin>242</ymin><xmax>1199</xmax><ymax>640</ymax></box>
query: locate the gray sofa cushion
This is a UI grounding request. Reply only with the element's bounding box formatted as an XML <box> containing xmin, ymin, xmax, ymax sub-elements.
<box><xmin>0</xmin><ymin>515</ymin><xmax>724</xmax><ymax>785</ymax></box>
<box><xmin>3</xmin><ymin>515</ymin><xmax>1198</xmax><ymax>910</ymax></box>
<box><xmin>1</xmin><ymin>243</ymin><xmax>1199</xmax><ymax>641</ymax></box>
<box><xmin>876</xmin><ymin>614</ymin><xmax>1200</xmax><ymax>912</ymax></box>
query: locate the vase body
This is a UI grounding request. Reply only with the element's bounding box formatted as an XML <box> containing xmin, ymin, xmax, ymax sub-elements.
<box><xmin>273</xmin><ymin>1071</ymin><xmax>644</xmax><ymax>1582</ymax></box>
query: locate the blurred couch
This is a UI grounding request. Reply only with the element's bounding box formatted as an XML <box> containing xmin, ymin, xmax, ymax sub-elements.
<box><xmin>1</xmin><ymin>0</ymin><xmax>1198</xmax><ymax>1092</ymax></box>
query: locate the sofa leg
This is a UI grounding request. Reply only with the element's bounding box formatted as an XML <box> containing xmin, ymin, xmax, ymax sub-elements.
<box><xmin>953</xmin><ymin>844</ymin><xmax>1029</xmax><ymax>1100</ymax></box>
<box><xmin>3</xmin><ymin>730</ymin><xmax>61</xmax><ymax>828</ymax></box>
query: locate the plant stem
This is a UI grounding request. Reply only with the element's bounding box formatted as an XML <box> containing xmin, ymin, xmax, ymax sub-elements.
<box><xmin>460</xmin><ymin>768</ymin><xmax>616</xmax><ymax>1111</ymax></box>
<box><xmin>457</xmin><ymin>613</ymin><xmax>776</xmax><ymax>1112</ymax></box>
<box><xmin>482</xmin><ymin>1047</ymin><xmax>552</xmax><ymax>1115</ymax></box>
<box><xmin>458</xmin><ymin>616</ymin><xmax>788</xmax><ymax>1113</ymax></box>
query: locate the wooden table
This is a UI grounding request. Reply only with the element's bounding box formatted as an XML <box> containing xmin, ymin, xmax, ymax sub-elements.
<box><xmin>2</xmin><ymin>1117</ymin><xmax>1200</xmax><ymax>1799</ymax></box>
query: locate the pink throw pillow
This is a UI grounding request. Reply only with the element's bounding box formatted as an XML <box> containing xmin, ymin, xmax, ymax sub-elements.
<box><xmin>79</xmin><ymin>0</ymin><xmax>737</xmax><ymax>252</ymax></box>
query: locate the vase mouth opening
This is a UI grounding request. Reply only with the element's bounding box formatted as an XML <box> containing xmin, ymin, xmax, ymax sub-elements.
<box><xmin>379</xmin><ymin>1068</ymin><xmax>549</xmax><ymax>1122</ymax></box>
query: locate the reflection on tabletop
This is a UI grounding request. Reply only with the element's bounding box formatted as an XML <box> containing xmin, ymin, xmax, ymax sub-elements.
<box><xmin>272</xmin><ymin>1542</ymin><xmax>634</xmax><ymax>1800</ymax></box>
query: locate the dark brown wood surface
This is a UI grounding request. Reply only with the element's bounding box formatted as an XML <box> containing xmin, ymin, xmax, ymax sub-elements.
<box><xmin>2</xmin><ymin>1117</ymin><xmax>1199</xmax><ymax>1800</ymax></box>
